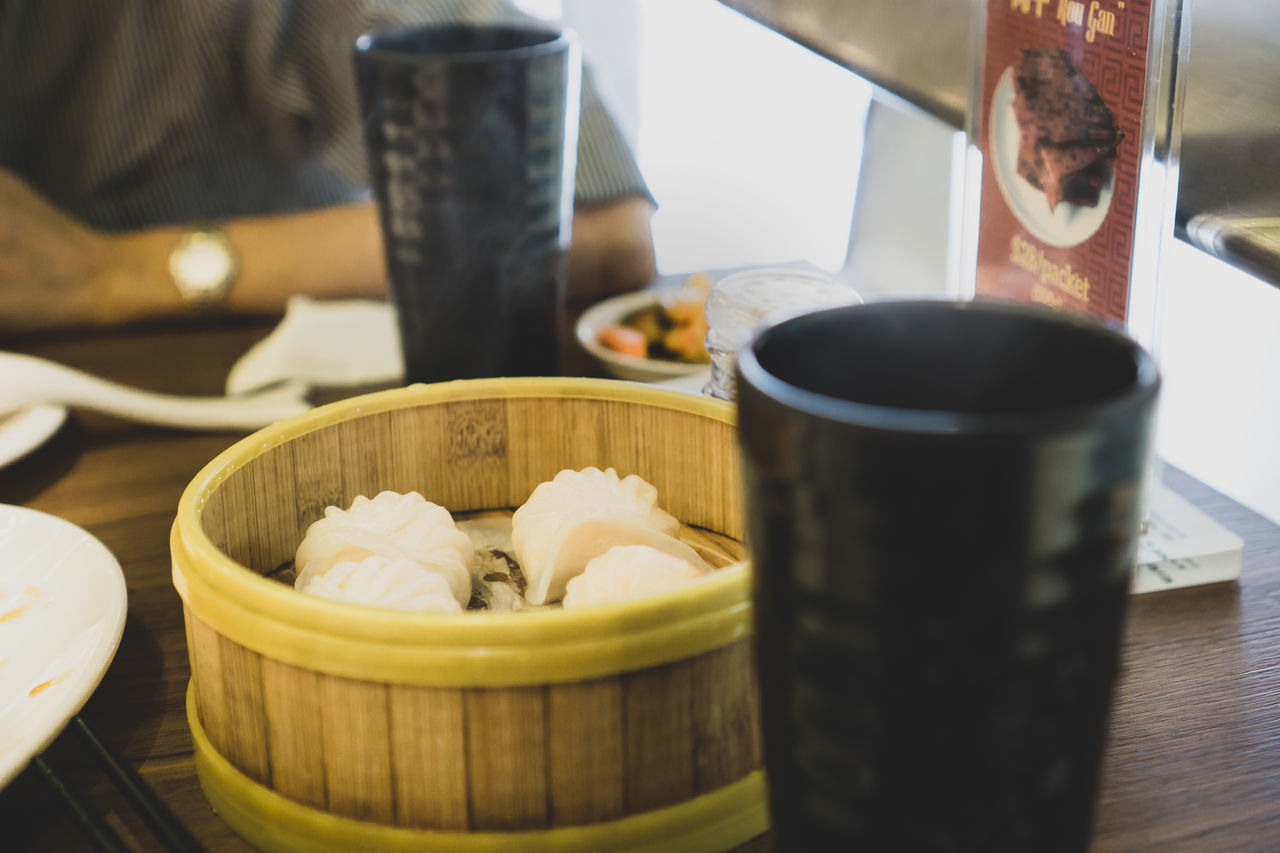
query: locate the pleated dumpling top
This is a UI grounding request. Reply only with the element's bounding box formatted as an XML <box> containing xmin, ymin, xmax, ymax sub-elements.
<box><xmin>511</xmin><ymin>467</ymin><xmax>704</xmax><ymax>605</ymax></box>
<box><xmin>294</xmin><ymin>491</ymin><xmax>473</xmax><ymax>608</ymax></box>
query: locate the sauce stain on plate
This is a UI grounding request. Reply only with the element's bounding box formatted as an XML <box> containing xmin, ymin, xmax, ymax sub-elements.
<box><xmin>0</xmin><ymin>504</ymin><xmax>126</xmax><ymax>791</ymax></box>
<box><xmin>28</xmin><ymin>669</ymin><xmax>73</xmax><ymax>697</ymax></box>
<box><xmin>0</xmin><ymin>587</ymin><xmax>41</xmax><ymax>623</ymax></box>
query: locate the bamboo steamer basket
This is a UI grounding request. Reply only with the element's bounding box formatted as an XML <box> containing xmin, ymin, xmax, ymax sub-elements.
<box><xmin>171</xmin><ymin>377</ymin><xmax>766</xmax><ymax>852</ymax></box>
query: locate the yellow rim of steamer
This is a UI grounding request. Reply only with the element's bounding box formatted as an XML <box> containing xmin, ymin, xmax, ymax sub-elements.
<box><xmin>172</xmin><ymin>378</ymin><xmax>752</xmax><ymax>687</ymax></box>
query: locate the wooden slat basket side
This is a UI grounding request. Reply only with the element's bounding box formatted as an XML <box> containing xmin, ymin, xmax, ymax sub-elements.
<box><xmin>183</xmin><ymin>387</ymin><xmax>759</xmax><ymax>831</ymax></box>
<box><xmin>185</xmin><ymin>607</ymin><xmax>762</xmax><ymax>830</ymax></box>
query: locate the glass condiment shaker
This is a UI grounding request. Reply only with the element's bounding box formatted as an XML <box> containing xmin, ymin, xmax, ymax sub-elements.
<box><xmin>703</xmin><ymin>268</ymin><xmax>863</xmax><ymax>400</ymax></box>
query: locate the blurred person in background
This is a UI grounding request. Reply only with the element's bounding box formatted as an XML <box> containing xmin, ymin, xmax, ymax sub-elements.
<box><xmin>0</xmin><ymin>0</ymin><xmax>656</xmax><ymax>333</ymax></box>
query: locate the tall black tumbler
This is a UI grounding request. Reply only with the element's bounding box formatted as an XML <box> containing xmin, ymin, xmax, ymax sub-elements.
<box><xmin>736</xmin><ymin>301</ymin><xmax>1160</xmax><ymax>852</ymax></box>
<box><xmin>355</xmin><ymin>25</ymin><xmax>579</xmax><ymax>382</ymax></box>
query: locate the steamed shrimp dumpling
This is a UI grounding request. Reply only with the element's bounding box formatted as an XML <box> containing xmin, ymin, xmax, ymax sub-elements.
<box><xmin>562</xmin><ymin>545</ymin><xmax>709</xmax><ymax>608</ymax></box>
<box><xmin>295</xmin><ymin>491</ymin><xmax>473</xmax><ymax>605</ymax></box>
<box><xmin>297</xmin><ymin>555</ymin><xmax>463</xmax><ymax>613</ymax></box>
<box><xmin>293</xmin><ymin>527</ymin><xmax>417</xmax><ymax>590</ymax></box>
<box><xmin>523</xmin><ymin>514</ymin><xmax>711</xmax><ymax>605</ymax></box>
<box><xmin>512</xmin><ymin>467</ymin><xmax>683</xmax><ymax>605</ymax></box>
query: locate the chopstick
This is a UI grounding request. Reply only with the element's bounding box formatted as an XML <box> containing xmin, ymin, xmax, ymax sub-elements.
<box><xmin>35</xmin><ymin>715</ymin><xmax>204</xmax><ymax>853</ymax></box>
<box><xmin>32</xmin><ymin>755</ymin><xmax>132</xmax><ymax>853</ymax></box>
<box><xmin>71</xmin><ymin>716</ymin><xmax>205</xmax><ymax>852</ymax></box>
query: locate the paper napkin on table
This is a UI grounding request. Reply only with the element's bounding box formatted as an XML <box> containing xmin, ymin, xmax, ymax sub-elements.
<box><xmin>226</xmin><ymin>297</ymin><xmax>404</xmax><ymax>396</ymax></box>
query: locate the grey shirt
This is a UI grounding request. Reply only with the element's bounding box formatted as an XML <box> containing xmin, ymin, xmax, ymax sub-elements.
<box><xmin>0</xmin><ymin>0</ymin><xmax>650</xmax><ymax>231</ymax></box>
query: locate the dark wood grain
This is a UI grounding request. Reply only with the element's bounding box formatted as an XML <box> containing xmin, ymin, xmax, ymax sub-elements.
<box><xmin>1</xmin><ymin>322</ymin><xmax>1277</xmax><ymax>851</ymax></box>
<box><xmin>1</xmin><ymin>321</ymin><xmax>275</xmax><ymax>853</ymax></box>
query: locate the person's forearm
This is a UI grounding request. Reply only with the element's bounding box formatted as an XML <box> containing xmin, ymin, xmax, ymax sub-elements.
<box><xmin>104</xmin><ymin>202</ymin><xmax>388</xmax><ymax>324</ymax></box>
<box><xmin>1</xmin><ymin>184</ymin><xmax>653</xmax><ymax>334</ymax></box>
<box><xmin>567</xmin><ymin>197</ymin><xmax>657</xmax><ymax>304</ymax></box>
<box><xmin>102</xmin><ymin>196</ymin><xmax>656</xmax><ymax>325</ymax></box>
<box><xmin>226</xmin><ymin>201</ymin><xmax>387</xmax><ymax>312</ymax></box>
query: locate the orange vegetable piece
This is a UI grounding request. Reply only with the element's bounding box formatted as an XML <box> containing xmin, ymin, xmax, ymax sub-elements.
<box><xmin>685</xmin><ymin>272</ymin><xmax>715</xmax><ymax>293</ymax></box>
<box><xmin>597</xmin><ymin>324</ymin><xmax>648</xmax><ymax>358</ymax></box>
<box><xmin>663</xmin><ymin>318</ymin><xmax>710</xmax><ymax>363</ymax></box>
<box><xmin>664</xmin><ymin>295</ymin><xmax>706</xmax><ymax>326</ymax></box>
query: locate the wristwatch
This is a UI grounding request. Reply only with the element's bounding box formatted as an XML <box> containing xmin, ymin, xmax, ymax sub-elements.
<box><xmin>168</xmin><ymin>227</ymin><xmax>238</xmax><ymax>311</ymax></box>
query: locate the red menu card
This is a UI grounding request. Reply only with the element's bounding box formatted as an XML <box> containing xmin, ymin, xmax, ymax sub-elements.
<box><xmin>972</xmin><ymin>0</ymin><xmax>1158</xmax><ymax>326</ymax></box>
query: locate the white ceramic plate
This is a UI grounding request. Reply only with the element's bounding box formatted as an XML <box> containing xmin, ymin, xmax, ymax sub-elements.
<box><xmin>0</xmin><ymin>505</ymin><xmax>127</xmax><ymax>789</ymax></box>
<box><xmin>989</xmin><ymin>67</ymin><xmax>1114</xmax><ymax>249</ymax></box>
<box><xmin>576</xmin><ymin>291</ymin><xmax>708</xmax><ymax>383</ymax></box>
<box><xmin>0</xmin><ymin>405</ymin><xmax>67</xmax><ymax>470</ymax></box>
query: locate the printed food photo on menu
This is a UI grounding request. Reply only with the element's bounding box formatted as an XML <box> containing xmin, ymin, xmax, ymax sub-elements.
<box><xmin>1012</xmin><ymin>46</ymin><xmax>1122</xmax><ymax>213</ymax></box>
<box><xmin>987</xmin><ymin>43</ymin><xmax>1125</xmax><ymax>250</ymax></box>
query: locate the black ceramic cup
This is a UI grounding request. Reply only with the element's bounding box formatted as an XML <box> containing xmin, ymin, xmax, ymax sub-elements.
<box><xmin>736</xmin><ymin>300</ymin><xmax>1159</xmax><ymax>852</ymax></box>
<box><xmin>355</xmin><ymin>25</ymin><xmax>580</xmax><ymax>383</ymax></box>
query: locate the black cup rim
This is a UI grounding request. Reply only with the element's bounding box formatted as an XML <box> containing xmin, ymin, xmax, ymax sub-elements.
<box><xmin>737</xmin><ymin>300</ymin><xmax>1161</xmax><ymax>435</ymax></box>
<box><xmin>355</xmin><ymin>24</ymin><xmax>571</xmax><ymax>65</ymax></box>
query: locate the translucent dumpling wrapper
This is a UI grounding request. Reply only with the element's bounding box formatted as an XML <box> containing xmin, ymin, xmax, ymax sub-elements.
<box><xmin>294</xmin><ymin>527</ymin><xmax>425</xmax><ymax>588</ymax></box>
<box><xmin>521</xmin><ymin>513</ymin><xmax>711</xmax><ymax>605</ymax></box>
<box><xmin>563</xmin><ymin>545</ymin><xmax>710</xmax><ymax>609</ymax></box>
<box><xmin>296</xmin><ymin>555</ymin><xmax>463</xmax><ymax>613</ymax></box>
<box><xmin>512</xmin><ymin>467</ymin><xmax>682</xmax><ymax>605</ymax></box>
<box><xmin>294</xmin><ymin>491</ymin><xmax>473</xmax><ymax>606</ymax></box>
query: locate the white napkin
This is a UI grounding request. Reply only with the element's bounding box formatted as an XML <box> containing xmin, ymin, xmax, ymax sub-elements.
<box><xmin>226</xmin><ymin>297</ymin><xmax>404</xmax><ymax>395</ymax></box>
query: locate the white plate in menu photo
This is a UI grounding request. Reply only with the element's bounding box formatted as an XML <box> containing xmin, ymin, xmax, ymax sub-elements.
<box><xmin>989</xmin><ymin>67</ymin><xmax>1114</xmax><ymax>249</ymax></box>
<box><xmin>0</xmin><ymin>504</ymin><xmax>127</xmax><ymax>789</ymax></box>
<box><xmin>0</xmin><ymin>405</ymin><xmax>68</xmax><ymax>470</ymax></box>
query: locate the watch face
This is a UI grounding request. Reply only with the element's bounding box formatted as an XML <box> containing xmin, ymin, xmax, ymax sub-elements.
<box><xmin>170</xmin><ymin>230</ymin><xmax>236</xmax><ymax>304</ymax></box>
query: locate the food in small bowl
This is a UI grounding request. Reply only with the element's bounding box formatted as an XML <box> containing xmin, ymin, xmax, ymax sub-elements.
<box><xmin>577</xmin><ymin>273</ymin><xmax>713</xmax><ymax>382</ymax></box>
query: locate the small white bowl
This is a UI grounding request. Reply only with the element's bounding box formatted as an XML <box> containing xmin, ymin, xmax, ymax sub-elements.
<box><xmin>575</xmin><ymin>290</ymin><xmax>709</xmax><ymax>382</ymax></box>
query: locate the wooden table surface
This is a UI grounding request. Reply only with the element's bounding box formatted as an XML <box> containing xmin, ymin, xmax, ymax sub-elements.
<box><xmin>1</xmin><ymin>320</ymin><xmax>1278</xmax><ymax>851</ymax></box>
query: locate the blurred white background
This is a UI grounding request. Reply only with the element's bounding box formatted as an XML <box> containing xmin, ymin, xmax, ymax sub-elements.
<box><xmin>523</xmin><ymin>0</ymin><xmax>869</xmax><ymax>272</ymax></box>
<box><xmin>524</xmin><ymin>0</ymin><xmax>1280</xmax><ymax>525</ymax></box>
